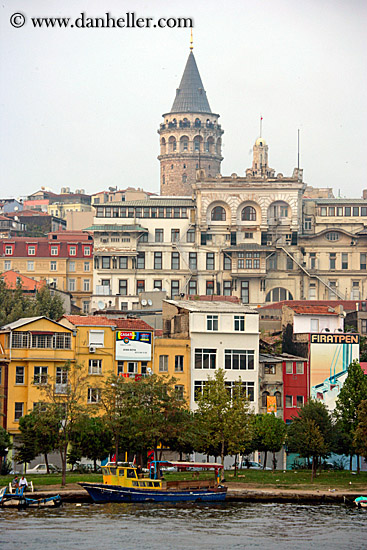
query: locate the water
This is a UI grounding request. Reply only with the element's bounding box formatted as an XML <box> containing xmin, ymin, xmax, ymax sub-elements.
<box><xmin>0</xmin><ymin>502</ymin><xmax>366</xmax><ymax>550</ymax></box>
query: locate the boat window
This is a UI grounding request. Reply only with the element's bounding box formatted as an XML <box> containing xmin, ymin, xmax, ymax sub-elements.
<box><xmin>102</xmin><ymin>468</ymin><xmax>109</xmax><ymax>475</ymax></box>
<box><xmin>139</xmin><ymin>481</ymin><xmax>146</xmax><ymax>487</ymax></box>
<box><xmin>118</xmin><ymin>470</ymin><xmax>125</xmax><ymax>476</ymax></box>
<box><xmin>132</xmin><ymin>481</ymin><xmax>139</xmax><ymax>487</ymax></box>
<box><xmin>146</xmin><ymin>482</ymin><xmax>153</xmax><ymax>487</ymax></box>
<box><xmin>110</xmin><ymin>468</ymin><xmax>117</xmax><ymax>475</ymax></box>
<box><xmin>153</xmin><ymin>482</ymin><xmax>160</xmax><ymax>487</ymax></box>
<box><xmin>126</xmin><ymin>469</ymin><xmax>136</xmax><ymax>479</ymax></box>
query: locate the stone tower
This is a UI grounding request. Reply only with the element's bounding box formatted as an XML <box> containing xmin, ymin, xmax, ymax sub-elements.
<box><xmin>246</xmin><ymin>137</ymin><xmax>275</xmax><ymax>178</ymax></box>
<box><xmin>158</xmin><ymin>48</ymin><xmax>224</xmax><ymax>196</ymax></box>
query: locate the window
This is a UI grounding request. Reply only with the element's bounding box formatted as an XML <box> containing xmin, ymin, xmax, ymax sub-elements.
<box><xmin>127</xmin><ymin>362</ymin><xmax>138</xmax><ymax>374</ymax></box>
<box><xmin>326</xmin><ymin>232</ymin><xmax>340</xmax><ymax>241</ymax></box>
<box><xmin>310</xmin><ymin>319</ymin><xmax>319</xmax><ymax>332</ymax></box>
<box><xmin>265</xmin><ymin>287</ymin><xmax>293</xmax><ymax>302</ymax></box>
<box><xmin>360</xmin><ymin>253</ymin><xmax>366</xmax><ymax>270</ymax></box>
<box><xmin>206</xmin><ymin>281</ymin><xmax>214</xmax><ymax>295</ymax></box>
<box><xmin>83</xmin><ymin>301</ymin><xmax>90</xmax><ymax>314</ymax></box>
<box><xmin>225</xmin><ymin>381</ymin><xmax>255</xmax><ymax>402</ymax></box>
<box><xmin>50</xmin><ymin>246</ymin><xmax>59</xmax><ymax>256</ymax></box>
<box><xmin>68</xmin><ymin>261</ymin><xmax>75</xmax><ymax>272</ymax></box>
<box><xmin>207</xmin><ymin>315</ymin><xmax>218</xmax><ymax>331</ymax></box>
<box><xmin>139</xmin><ymin>232</ymin><xmax>148</xmax><ymax>243</ymax></box>
<box><xmin>89</xmin><ymin>330</ymin><xmax>104</xmax><ymax>348</ymax></box>
<box><xmin>155</xmin><ymin>229</ymin><xmax>163</xmax><ymax>242</ymax></box>
<box><xmin>262</xmin><ymin>391</ymin><xmax>270</xmax><ymax>408</ymax></box>
<box><xmin>188</xmin><ymin>279</ymin><xmax>197</xmax><ymax>295</ymax></box>
<box><xmin>137</xmin><ymin>280</ymin><xmax>145</xmax><ymax>293</ymax></box>
<box><xmin>137</xmin><ymin>253</ymin><xmax>145</xmax><ymax>269</ymax></box>
<box><xmin>88</xmin><ymin>359</ymin><xmax>102</xmax><ymax>375</ymax></box>
<box><xmin>264</xmin><ymin>364</ymin><xmax>276</xmax><ymax>375</ymax></box>
<box><xmin>81</xmin><ymin>279</ymin><xmax>89</xmax><ymax>292</ymax></box>
<box><xmin>14</xmin><ymin>402</ymin><xmax>24</xmax><ymax>421</ymax></box>
<box><xmin>56</xmin><ymin>367</ymin><xmax>68</xmax><ymax>391</ymax></box>
<box><xmin>154</xmin><ymin>252</ymin><xmax>162</xmax><ymax>270</ymax></box>
<box><xmin>328</xmin><ymin>281</ymin><xmax>337</xmax><ymax>299</ymax></box>
<box><xmin>195</xmin><ymin>349</ymin><xmax>216</xmax><ymax>369</ymax></box>
<box><xmin>320</xmin><ymin>207</ymin><xmax>327</xmax><ymax>216</ymax></box>
<box><xmin>206</xmin><ymin>253</ymin><xmax>215</xmax><ymax>270</ymax></box>
<box><xmin>234</xmin><ymin>315</ymin><xmax>245</xmax><ymax>331</ymax></box>
<box><xmin>245</xmin><ymin>232</ymin><xmax>254</xmax><ymax>239</ymax></box>
<box><xmin>241</xmin><ymin>281</ymin><xmax>249</xmax><ymax>304</ymax></box>
<box><xmin>15</xmin><ymin>366</ymin><xmax>24</xmax><ymax>384</ymax></box>
<box><xmin>286</xmin><ymin>256</ymin><xmax>293</xmax><ymax>270</ymax></box>
<box><xmin>4</xmin><ymin>260</ymin><xmax>11</xmax><ymax>271</ymax></box>
<box><xmin>296</xmin><ymin>395</ymin><xmax>304</xmax><ymax>408</ymax></box>
<box><xmin>211</xmin><ymin>206</ymin><xmax>226</xmax><ymax>221</ymax></box>
<box><xmin>69</xmin><ymin>246</ymin><xmax>76</xmax><ymax>256</ymax></box>
<box><xmin>267</xmin><ymin>253</ymin><xmax>277</xmax><ymax>270</ymax></box>
<box><xmin>119</xmin><ymin>257</ymin><xmax>128</xmax><ymax>269</ymax></box>
<box><xmin>27</xmin><ymin>245</ymin><xmax>36</xmax><ymax>255</ymax></box>
<box><xmin>342</xmin><ymin>253</ymin><xmax>348</xmax><ymax>270</ymax></box>
<box><xmin>296</xmin><ymin>363</ymin><xmax>304</xmax><ymax>375</ymax></box>
<box><xmin>27</xmin><ymin>260</ymin><xmax>34</xmax><ymax>271</ymax></box>
<box><xmin>285</xmin><ymin>395</ymin><xmax>293</xmax><ymax>408</ymax></box>
<box><xmin>189</xmin><ymin>252</ymin><xmax>197</xmax><ymax>270</ymax></box>
<box><xmin>242</xmin><ymin>206</ymin><xmax>256</xmax><ymax>221</ymax></box>
<box><xmin>186</xmin><ymin>229</ymin><xmax>195</xmax><ymax>243</ymax></box>
<box><xmin>119</xmin><ymin>279</ymin><xmax>127</xmax><ymax>295</ymax></box>
<box><xmin>154</xmin><ymin>280</ymin><xmax>162</xmax><ymax>290</ymax></box>
<box><xmin>171</xmin><ymin>280</ymin><xmax>179</xmax><ymax>298</ymax></box>
<box><xmin>361</xmin><ymin>320</ymin><xmax>367</xmax><ymax>334</ymax></box>
<box><xmin>194</xmin><ymin>381</ymin><xmax>207</xmax><ymax>401</ymax></box>
<box><xmin>83</xmin><ymin>261</ymin><xmax>90</xmax><ymax>272</ymax></box>
<box><xmin>286</xmin><ymin>362</ymin><xmax>293</xmax><ymax>374</ymax></box>
<box><xmin>329</xmin><ymin>253</ymin><xmax>336</xmax><ymax>270</ymax></box>
<box><xmin>304</xmin><ymin>217</ymin><xmax>312</xmax><ymax>231</ymax></box>
<box><xmin>310</xmin><ymin>253</ymin><xmax>316</xmax><ymax>270</ymax></box>
<box><xmin>5</xmin><ymin>245</ymin><xmax>13</xmax><ymax>255</ymax></box>
<box><xmin>361</xmin><ymin>207</ymin><xmax>367</xmax><ymax>216</ymax></box>
<box><xmin>175</xmin><ymin>385</ymin><xmax>184</xmax><ymax>400</ymax></box>
<box><xmin>175</xmin><ymin>355</ymin><xmax>184</xmax><ymax>372</ymax></box>
<box><xmin>34</xmin><ymin>366</ymin><xmax>48</xmax><ymax>385</ymax></box>
<box><xmin>171</xmin><ymin>252</ymin><xmax>180</xmax><ymax>270</ymax></box>
<box><xmin>223</xmin><ymin>255</ymin><xmax>232</xmax><ymax>270</ymax></box>
<box><xmin>83</xmin><ymin>246</ymin><xmax>91</xmax><ymax>256</ymax></box>
<box><xmin>223</xmin><ymin>281</ymin><xmax>232</xmax><ymax>296</ymax></box>
<box><xmin>171</xmin><ymin>229</ymin><xmax>180</xmax><ymax>242</ymax></box>
<box><xmin>88</xmin><ymin>388</ymin><xmax>101</xmax><ymax>404</ymax></box>
<box><xmin>68</xmin><ymin>279</ymin><xmax>76</xmax><ymax>292</ymax></box>
<box><xmin>159</xmin><ymin>355</ymin><xmax>168</xmax><ymax>372</ymax></box>
<box><xmin>345</xmin><ymin>207</ymin><xmax>351</xmax><ymax>216</ymax></box>
<box><xmin>117</xmin><ymin>361</ymin><xmax>124</xmax><ymax>375</ymax></box>
<box><xmin>353</xmin><ymin>207</ymin><xmax>359</xmax><ymax>216</ymax></box>
<box><xmin>225</xmin><ymin>349</ymin><xmax>255</xmax><ymax>370</ymax></box>
<box><xmin>102</xmin><ymin>256</ymin><xmax>111</xmax><ymax>269</ymax></box>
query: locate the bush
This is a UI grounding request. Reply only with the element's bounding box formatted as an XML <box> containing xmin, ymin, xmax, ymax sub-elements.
<box><xmin>0</xmin><ymin>460</ymin><xmax>12</xmax><ymax>475</ymax></box>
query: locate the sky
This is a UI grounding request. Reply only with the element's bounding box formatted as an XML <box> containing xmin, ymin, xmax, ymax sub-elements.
<box><xmin>1</xmin><ymin>0</ymin><xmax>366</xmax><ymax>200</ymax></box>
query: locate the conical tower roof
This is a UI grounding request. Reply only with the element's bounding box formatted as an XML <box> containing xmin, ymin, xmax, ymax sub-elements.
<box><xmin>170</xmin><ymin>52</ymin><xmax>212</xmax><ymax>114</ymax></box>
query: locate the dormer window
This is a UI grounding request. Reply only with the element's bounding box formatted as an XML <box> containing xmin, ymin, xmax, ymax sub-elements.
<box><xmin>50</xmin><ymin>245</ymin><xmax>59</xmax><ymax>256</ymax></box>
<box><xmin>69</xmin><ymin>246</ymin><xmax>77</xmax><ymax>256</ymax></box>
<box><xmin>83</xmin><ymin>246</ymin><xmax>91</xmax><ymax>256</ymax></box>
<box><xmin>27</xmin><ymin>245</ymin><xmax>36</xmax><ymax>255</ymax></box>
<box><xmin>5</xmin><ymin>245</ymin><xmax>13</xmax><ymax>255</ymax></box>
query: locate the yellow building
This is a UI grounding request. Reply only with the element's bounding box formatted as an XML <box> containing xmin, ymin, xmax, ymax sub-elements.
<box><xmin>153</xmin><ymin>337</ymin><xmax>191</xmax><ymax>404</ymax></box>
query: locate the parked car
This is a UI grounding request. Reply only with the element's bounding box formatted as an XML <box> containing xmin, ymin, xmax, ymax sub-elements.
<box><xmin>239</xmin><ymin>461</ymin><xmax>272</xmax><ymax>471</ymax></box>
<box><xmin>26</xmin><ymin>464</ymin><xmax>59</xmax><ymax>474</ymax></box>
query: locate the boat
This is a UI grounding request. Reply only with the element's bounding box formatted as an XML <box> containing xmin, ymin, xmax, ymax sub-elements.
<box><xmin>79</xmin><ymin>461</ymin><xmax>227</xmax><ymax>503</ymax></box>
<box><xmin>0</xmin><ymin>486</ymin><xmax>62</xmax><ymax>509</ymax></box>
<box><xmin>354</xmin><ymin>496</ymin><xmax>367</xmax><ymax>508</ymax></box>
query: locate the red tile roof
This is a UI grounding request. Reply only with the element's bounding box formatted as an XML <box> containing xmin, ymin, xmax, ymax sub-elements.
<box><xmin>63</xmin><ymin>315</ymin><xmax>116</xmax><ymax>326</ymax></box>
<box><xmin>187</xmin><ymin>295</ymin><xmax>240</xmax><ymax>303</ymax></box>
<box><xmin>288</xmin><ymin>305</ymin><xmax>339</xmax><ymax>316</ymax></box>
<box><xmin>1</xmin><ymin>270</ymin><xmax>45</xmax><ymax>291</ymax></box>
<box><xmin>114</xmin><ymin>318</ymin><xmax>153</xmax><ymax>331</ymax></box>
<box><xmin>260</xmin><ymin>300</ymin><xmax>361</xmax><ymax>312</ymax></box>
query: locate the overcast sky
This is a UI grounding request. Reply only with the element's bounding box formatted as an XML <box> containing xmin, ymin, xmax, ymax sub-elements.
<box><xmin>1</xmin><ymin>0</ymin><xmax>366</xmax><ymax>200</ymax></box>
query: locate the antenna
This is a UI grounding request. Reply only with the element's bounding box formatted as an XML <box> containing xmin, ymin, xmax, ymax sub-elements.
<box><xmin>297</xmin><ymin>129</ymin><xmax>300</xmax><ymax>170</ymax></box>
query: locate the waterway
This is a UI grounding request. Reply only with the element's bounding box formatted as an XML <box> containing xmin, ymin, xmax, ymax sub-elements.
<box><xmin>1</xmin><ymin>502</ymin><xmax>366</xmax><ymax>550</ymax></box>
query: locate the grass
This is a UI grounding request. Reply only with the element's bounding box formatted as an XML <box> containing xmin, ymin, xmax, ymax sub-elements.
<box><xmin>1</xmin><ymin>470</ymin><xmax>366</xmax><ymax>491</ymax></box>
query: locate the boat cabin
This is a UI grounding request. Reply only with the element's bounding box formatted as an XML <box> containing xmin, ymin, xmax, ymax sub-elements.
<box><xmin>102</xmin><ymin>465</ymin><xmax>163</xmax><ymax>490</ymax></box>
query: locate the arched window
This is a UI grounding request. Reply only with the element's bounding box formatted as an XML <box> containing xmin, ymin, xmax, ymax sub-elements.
<box><xmin>211</xmin><ymin>206</ymin><xmax>226</xmax><ymax>221</ymax></box>
<box><xmin>265</xmin><ymin>287</ymin><xmax>294</xmax><ymax>302</ymax></box>
<box><xmin>274</xmin><ymin>391</ymin><xmax>282</xmax><ymax>408</ymax></box>
<box><xmin>195</xmin><ymin>118</ymin><xmax>201</xmax><ymax>128</ymax></box>
<box><xmin>160</xmin><ymin>138</ymin><xmax>166</xmax><ymax>154</ymax></box>
<box><xmin>242</xmin><ymin>206</ymin><xmax>257</xmax><ymax>221</ymax></box>
<box><xmin>262</xmin><ymin>391</ymin><xmax>269</xmax><ymax>408</ymax></box>
<box><xmin>168</xmin><ymin>136</ymin><xmax>176</xmax><ymax>152</ymax></box>
<box><xmin>180</xmin><ymin>136</ymin><xmax>189</xmax><ymax>152</ymax></box>
<box><xmin>182</xmin><ymin>174</ymin><xmax>187</xmax><ymax>183</ymax></box>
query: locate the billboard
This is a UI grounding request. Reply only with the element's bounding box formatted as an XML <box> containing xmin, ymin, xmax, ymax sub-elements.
<box><xmin>309</xmin><ymin>333</ymin><xmax>359</xmax><ymax>388</ymax></box>
<box><xmin>115</xmin><ymin>331</ymin><xmax>152</xmax><ymax>361</ymax></box>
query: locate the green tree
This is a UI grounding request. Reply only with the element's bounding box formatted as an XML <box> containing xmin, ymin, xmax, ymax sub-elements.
<box><xmin>334</xmin><ymin>360</ymin><xmax>367</xmax><ymax>472</ymax></box>
<box><xmin>38</xmin><ymin>361</ymin><xmax>89</xmax><ymax>486</ymax></box>
<box><xmin>0</xmin><ymin>279</ymin><xmax>35</xmax><ymax>326</ymax></box>
<box><xmin>71</xmin><ymin>416</ymin><xmax>113</xmax><ymax>471</ymax></box>
<box><xmin>287</xmin><ymin>399</ymin><xmax>333</xmax><ymax>480</ymax></box>
<box><xmin>253</xmin><ymin>414</ymin><xmax>286</xmax><ymax>470</ymax></box>
<box><xmin>35</xmin><ymin>286</ymin><xmax>64</xmax><ymax>320</ymax></box>
<box><xmin>353</xmin><ymin>400</ymin><xmax>367</xmax><ymax>460</ymax></box>
<box><xmin>17</xmin><ymin>409</ymin><xmax>60</xmax><ymax>473</ymax></box>
<box><xmin>0</xmin><ymin>426</ymin><xmax>12</xmax><ymax>471</ymax></box>
<box><xmin>195</xmin><ymin>369</ymin><xmax>253</xmax><ymax>477</ymax></box>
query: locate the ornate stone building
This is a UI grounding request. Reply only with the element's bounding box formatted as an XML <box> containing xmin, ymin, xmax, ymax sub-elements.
<box><xmin>158</xmin><ymin>48</ymin><xmax>223</xmax><ymax>196</ymax></box>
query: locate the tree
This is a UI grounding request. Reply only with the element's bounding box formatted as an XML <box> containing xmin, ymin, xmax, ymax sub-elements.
<box><xmin>34</xmin><ymin>286</ymin><xmax>64</xmax><ymax>320</ymax></box>
<box><xmin>0</xmin><ymin>426</ymin><xmax>11</xmax><ymax>471</ymax></box>
<box><xmin>334</xmin><ymin>360</ymin><xmax>367</xmax><ymax>472</ymax></box>
<box><xmin>70</xmin><ymin>416</ymin><xmax>113</xmax><ymax>471</ymax></box>
<box><xmin>287</xmin><ymin>399</ymin><xmax>333</xmax><ymax>480</ymax></box>
<box><xmin>353</xmin><ymin>400</ymin><xmax>367</xmax><ymax>459</ymax></box>
<box><xmin>38</xmin><ymin>360</ymin><xmax>90</xmax><ymax>486</ymax></box>
<box><xmin>17</xmin><ymin>409</ymin><xmax>59</xmax><ymax>473</ymax></box>
<box><xmin>195</xmin><ymin>369</ymin><xmax>253</xmax><ymax>477</ymax></box>
<box><xmin>253</xmin><ymin>414</ymin><xmax>286</xmax><ymax>470</ymax></box>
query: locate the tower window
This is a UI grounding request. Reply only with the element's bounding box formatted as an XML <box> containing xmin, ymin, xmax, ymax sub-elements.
<box><xmin>182</xmin><ymin>174</ymin><xmax>187</xmax><ymax>183</ymax></box>
<box><xmin>171</xmin><ymin>164</ymin><xmax>174</xmax><ymax>169</ymax></box>
<box><xmin>183</xmin><ymin>164</ymin><xmax>186</xmax><ymax>169</ymax></box>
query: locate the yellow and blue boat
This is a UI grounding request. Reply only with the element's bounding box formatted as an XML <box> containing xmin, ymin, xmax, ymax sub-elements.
<box><xmin>79</xmin><ymin>461</ymin><xmax>227</xmax><ymax>503</ymax></box>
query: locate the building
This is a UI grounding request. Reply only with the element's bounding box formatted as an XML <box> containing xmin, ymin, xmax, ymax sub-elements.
<box><xmin>282</xmin><ymin>354</ymin><xmax>310</xmax><ymax>425</ymax></box>
<box><xmin>153</xmin><ymin>337</ymin><xmax>190</xmax><ymax>404</ymax></box>
<box><xmin>0</xmin><ymin>214</ymin><xmax>25</xmax><ymax>237</ymax></box>
<box><xmin>47</xmin><ymin>189</ymin><xmax>92</xmax><ymax>219</ymax></box>
<box><xmin>0</xmin><ymin>231</ymin><xmax>93</xmax><ymax>312</ymax></box>
<box><xmin>162</xmin><ymin>299</ymin><xmax>259</xmax><ymax>412</ymax></box>
<box><xmin>345</xmin><ymin>302</ymin><xmax>367</xmax><ymax>335</ymax></box>
<box><xmin>6</xmin><ymin>210</ymin><xmax>66</xmax><ymax>235</ymax></box>
<box><xmin>158</xmin><ymin>47</ymin><xmax>224</xmax><ymax>196</ymax></box>
<box><xmin>91</xmin><ymin>187</ymin><xmax>156</xmax><ymax>205</ymax></box>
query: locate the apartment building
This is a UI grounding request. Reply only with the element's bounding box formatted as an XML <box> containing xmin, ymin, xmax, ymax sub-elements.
<box><xmin>0</xmin><ymin>231</ymin><xmax>93</xmax><ymax>312</ymax></box>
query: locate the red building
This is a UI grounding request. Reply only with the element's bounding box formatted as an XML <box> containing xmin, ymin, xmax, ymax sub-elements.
<box><xmin>281</xmin><ymin>354</ymin><xmax>310</xmax><ymax>424</ymax></box>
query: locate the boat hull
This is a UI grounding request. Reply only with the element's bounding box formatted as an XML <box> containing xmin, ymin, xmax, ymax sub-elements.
<box><xmin>80</xmin><ymin>482</ymin><xmax>227</xmax><ymax>503</ymax></box>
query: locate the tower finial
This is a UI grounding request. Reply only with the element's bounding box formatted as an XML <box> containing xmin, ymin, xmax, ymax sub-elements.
<box><xmin>190</xmin><ymin>29</ymin><xmax>193</xmax><ymax>51</ymax></box>
<box><xmin>260</xmin><ymin>115</ymin><xmax>263</xmax><ymax>138</ymax></box>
